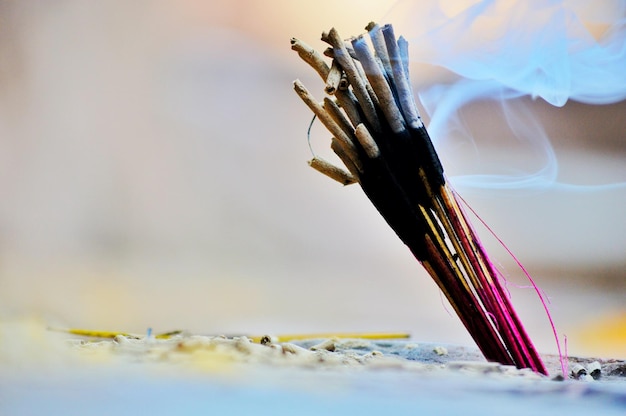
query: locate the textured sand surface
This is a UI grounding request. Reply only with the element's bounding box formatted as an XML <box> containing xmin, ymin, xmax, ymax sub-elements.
<box><xmin>1</xmin><ymin>320</ymin><xmax>624</xmax><ymax>415</ymax></box>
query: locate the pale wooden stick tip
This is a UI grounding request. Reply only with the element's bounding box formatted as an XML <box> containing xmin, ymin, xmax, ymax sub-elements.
<box><xmin>355</xmin><ymin>124</ymin><xmax>381</xmax><ymax>158</ymax></box>
<box><xmin>308</xmin><ymin>157</ymin><xmax>357</xmax><ymax>186</ymax></box>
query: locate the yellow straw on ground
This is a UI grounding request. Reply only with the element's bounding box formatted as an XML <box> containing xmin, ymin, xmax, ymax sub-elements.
<box><xmin>249</xmin><ymin>332</ymin><xmax>410</xmax><ymax>343</ymax></box>
<box><xmin>51</xmin><ymin>328</ymin><xmax>410</xmax><ymax>342</ymax></box>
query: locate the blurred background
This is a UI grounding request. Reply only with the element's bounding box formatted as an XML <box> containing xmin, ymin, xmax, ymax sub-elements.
<box><xmin>0</xmin><ymin>0</ymin><xmax>624</xmax><ymax>357</ymax></box>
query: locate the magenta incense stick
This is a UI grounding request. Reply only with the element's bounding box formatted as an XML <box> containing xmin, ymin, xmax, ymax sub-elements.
<box><xmin>291</xmin><ymin>23</ymin><xmax>548</xmax><ymax>375</ymax></box>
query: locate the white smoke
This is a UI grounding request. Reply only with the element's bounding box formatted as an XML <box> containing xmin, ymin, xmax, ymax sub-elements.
<box><xmin>387</xmin><ymin>0</ymin><xmax>626</xmax><ymax>189</ymax></box>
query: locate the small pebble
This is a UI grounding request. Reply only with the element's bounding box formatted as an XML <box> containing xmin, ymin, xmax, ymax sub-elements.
<box><xmin>234</xmin><ymin>336</ymin><xmax>254</xmax><ymax>353</ymax></box>
<box><xmin>259</xmin><ymin>335</ymin><xmax>275</xmax><ymax>345</ymax></box>
<box><xmin>607</xmin><ymin>363</ymin><xmax>626</xmax><ymax>377</ymax></box>
<box><xmin>587</xmin><ymin>361</ymin><xmax>602</xmax><ymax>380</ymax></box>
<box><xmin>280</xmin><ymin>343</ymin><xmax>309</xmax><ymax>355</ymax></box>
<box><xmin>310</xmin><ymin>339</ymin><xmax>336</xmax><ymax>352</ymax></box>
<box><xmin>570</xmin><ymin>363</ymin><xmax>587</xmax><ymax>380</ymax></box>
<box><xmin>433</xmin><ymin>346</ymin><xmax>448</xmax><ymax>356</ymax></box>
<box><xmin>114</xmin><ymin>335</ymin><xmax>130</xmax><ymax>344</ymax></box>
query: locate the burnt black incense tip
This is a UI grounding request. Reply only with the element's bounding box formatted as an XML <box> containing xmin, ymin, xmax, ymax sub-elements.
<box><xmin>357</xmin><ymin>160</ymin><xmax>430</xmax><ymax>260</ymax></box>
<box><xmin>409</xmin><ymin>124</ymin><xmax>445</xmax><ymax>187</ymax></box>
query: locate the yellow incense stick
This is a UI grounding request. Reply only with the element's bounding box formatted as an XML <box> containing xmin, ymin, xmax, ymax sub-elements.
<box><xmin>65</xmin><ymin>329</ymin><xmax>140</xmax><ymax>339</ymax></box>
<box><xmin>249</xmin><ymin>332</ymin><xmax>410</xmax><ymax>343</ymax></box>
<box><xmin>51</xmin><ymin>328</ymin><xmax>410</xmax><ymax>342</ymax></box>
<box><xmin>49</xmin><ymin>328</ymin><xmax>181</xmax><ymax>339</ymax></box>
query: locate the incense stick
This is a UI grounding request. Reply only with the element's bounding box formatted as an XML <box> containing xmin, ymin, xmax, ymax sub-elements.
<box><xmin>290</xmin><ymin>38</ymin><xmax>329</xmax><ymax>80</ymax></box>
<box><xmin>308</xmin><ymin>157</ymin><xmax>356</xmax><ymax>185</ymax></box>
<box><xmin>323</xmin><ymin>28</ymin><xmax>381</xmax><ymax>133</ymax></box>
<box><xmin>325</xmin><ymin>60</ymin><xmax>343</xmax><ymax>95</ymax></box>
<box><xmin>293</xmin><ymin>80</ymin><xmax>362</xmax><ymax>173</ymax></box>
<box><xmin>291</xmin><ymin>23</ymin><xmax>549</xmax><ymax>375</ymax></box>
<box><xmin>51</xmin><ymin>327</ymin><xmax>410</xmax><ymax>343</ymax></box>
<box><xmin>365</xmin><ymin>22</ymin><xmax>393</xmax><ymax>78</ymax></box>
<box><xmin>381</xmin><ymin>24</ymin><xmax>422</xmax><ymax>128</ymax></box>
<box><xmin>352</xmin><ymin>35</ymin><xmax>405</xmax><ymax>134</ymax></box>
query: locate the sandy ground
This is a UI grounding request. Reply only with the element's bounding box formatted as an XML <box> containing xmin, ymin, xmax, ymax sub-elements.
<box><xmin>1</xmin><ymin>320</ymin><xmax>624</xmax><ymax>415</ymax></box>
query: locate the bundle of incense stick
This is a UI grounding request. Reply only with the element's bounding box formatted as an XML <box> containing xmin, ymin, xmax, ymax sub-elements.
<box><xmin>291</xmin><ymin>23</ymin><xmax>548</xmax><ymax>375</ymax></box>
